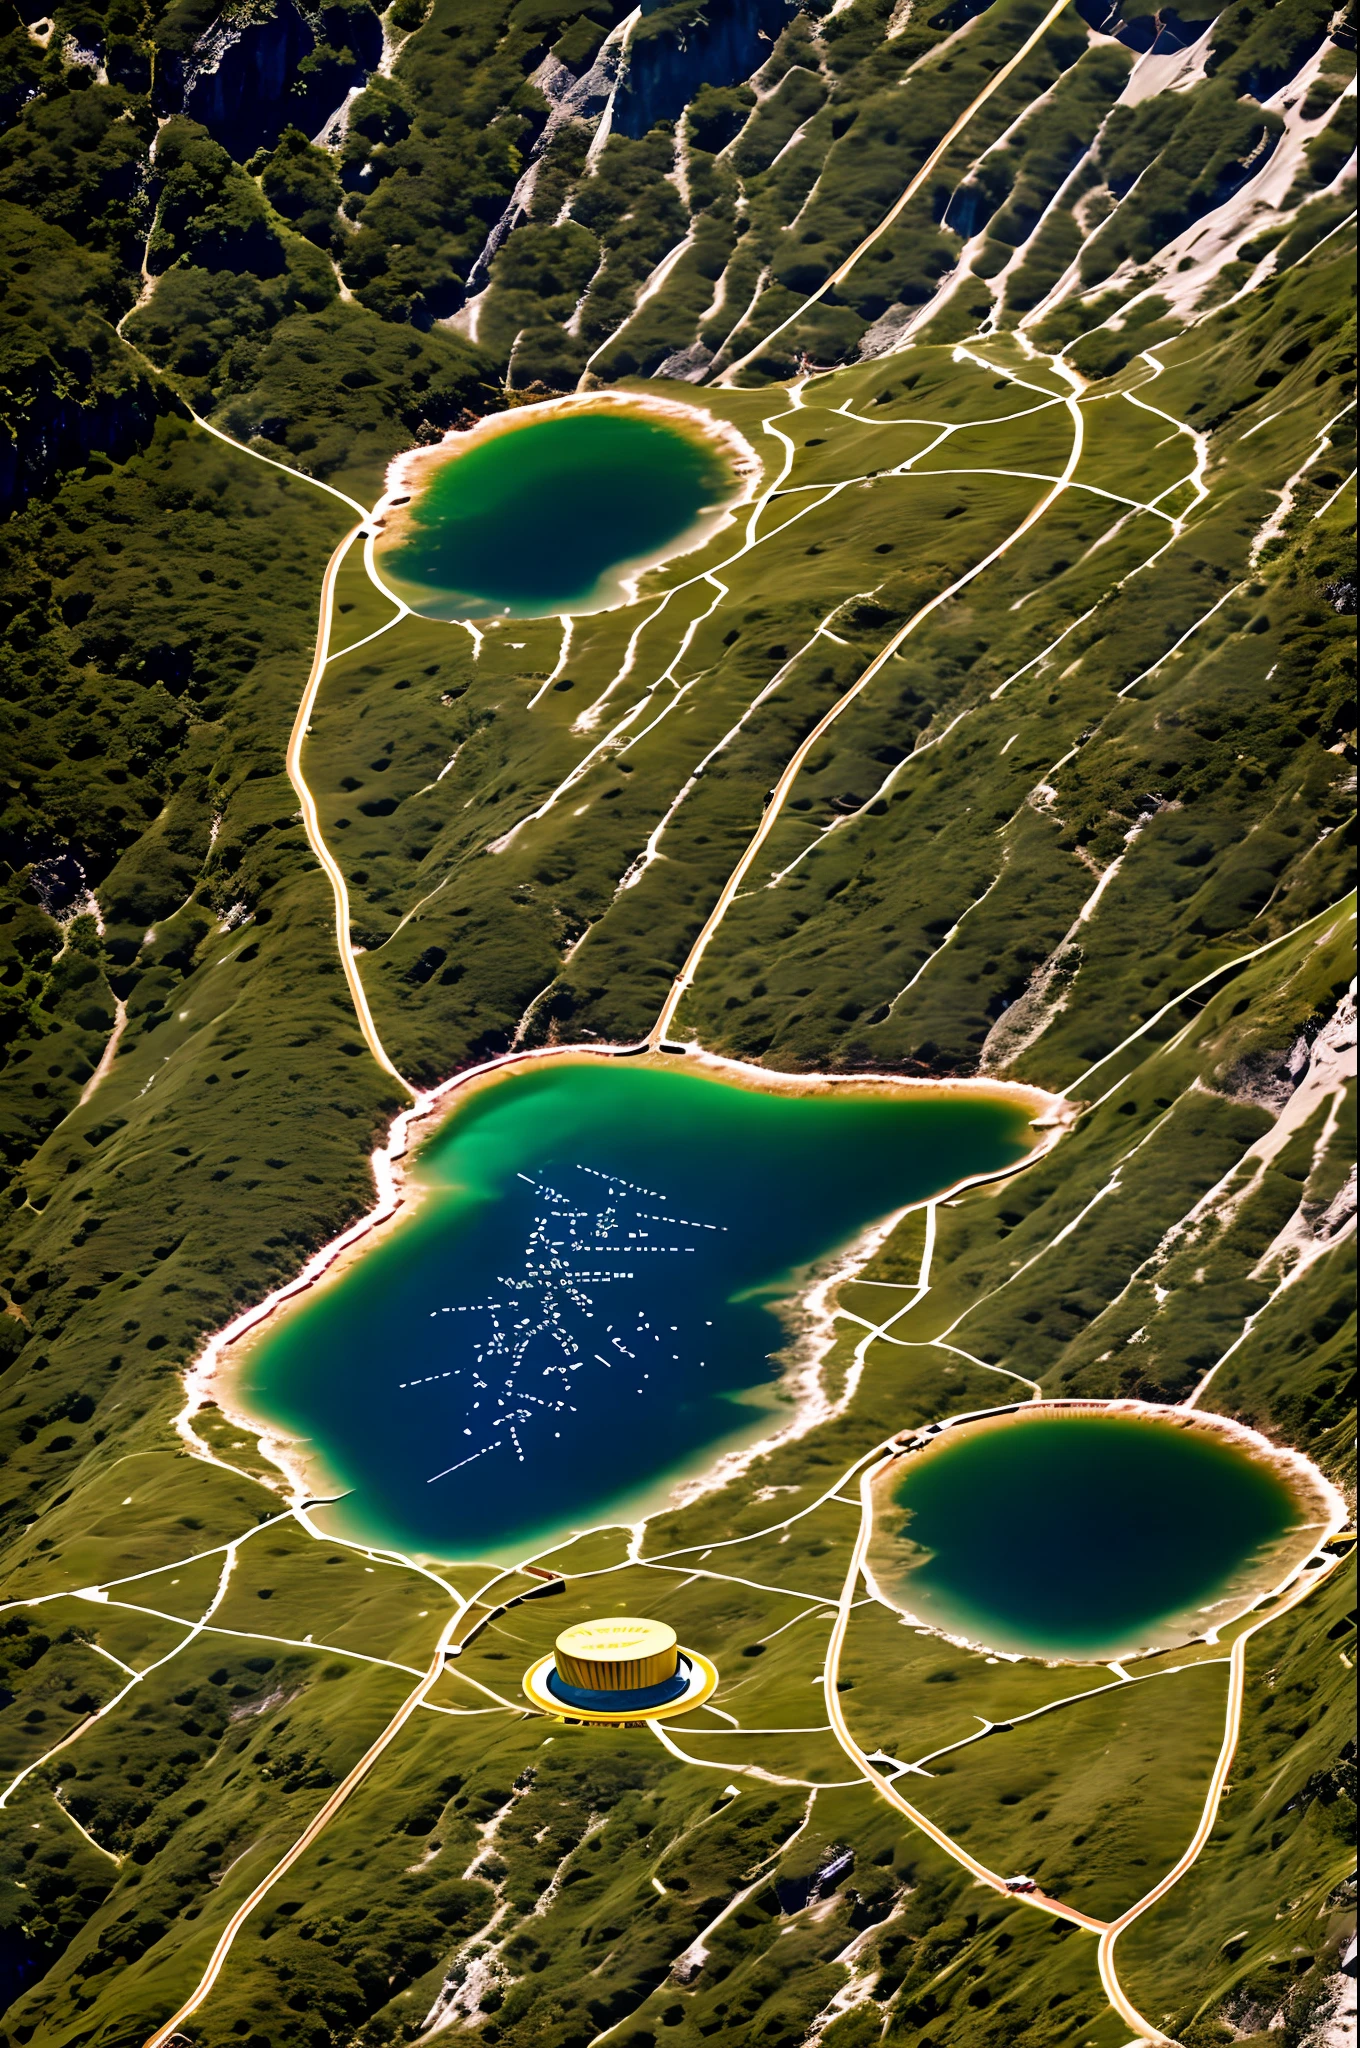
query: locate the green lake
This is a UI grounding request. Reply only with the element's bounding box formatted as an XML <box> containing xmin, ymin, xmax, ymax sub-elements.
<box><xmin>872</xmin><ymin>1409</ymin><xmax>1313</xmax><ymax>1660</ymax></box>
<box><xmin>237</xmin><ymin>1057</ymin><xmax>1039</xmax><ymax>1561</ymax></box>
<box><xmin>375</xmin><ymin>403</ymin><xmax>741</xmax><ymax>621</ymax></box>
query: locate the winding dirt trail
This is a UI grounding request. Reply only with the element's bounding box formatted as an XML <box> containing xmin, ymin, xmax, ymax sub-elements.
<box><xmin>76</xmin><ymin>998</ymin><xmax>127</xmax><ymax>1109</ymax></box>
<box><xmin>651</xmin><ymin>343</ymin><xmax>1085</xmax><ymax>1045</ymax></box>
<box><xmin>823</xmin><ymin>1452</ymin><xmax>1112</xmax><ymax>1938</ymax></box>
<box><xmin>285</xmin><ymin>525</ymin><xmax>417</xmax><ymax>1097</ymax></box>
<box><xmin>142</xmin><ymin>1609</ymin><xmax>465</xmax><ymax>2048</ymax></box>
<box><xmin>826</xmin><ymin>1436</ymin><xmax>1350</xmax><ymax>2046</ymax></box>
<box><xmin>1095</xmin><ymin>1545</ymin><xmax>1350</xmax><ymax>2043</ymax></box>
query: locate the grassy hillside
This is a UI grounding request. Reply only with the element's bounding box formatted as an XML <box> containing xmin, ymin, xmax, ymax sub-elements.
<box><xmin>0</xmin><ymin>0</ymin><xmax>1354</xmax><ymax>2039</ymax></box>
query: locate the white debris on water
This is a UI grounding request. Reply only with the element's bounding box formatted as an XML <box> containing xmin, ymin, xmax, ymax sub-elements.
<box><xmin>397</xmin><ymin>1164</ymin><xmax>725</xmax><ymax>1486</ymax></box>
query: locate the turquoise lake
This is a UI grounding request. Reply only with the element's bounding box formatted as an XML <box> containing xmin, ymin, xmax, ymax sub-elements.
<box><xmin>876</xmin><ymin>1410</ymin><xmax>1309</xmax><ymax>1659</ymax></box>
<box><xmin>376</xmin><ymin>405</ymin><xmax>739</xmax><ymax>620</ymax></box>
<box><xmin>238</xmin><ymin>1058</ymin><xmax>1038</xmax><ymax>1560</ymax></box>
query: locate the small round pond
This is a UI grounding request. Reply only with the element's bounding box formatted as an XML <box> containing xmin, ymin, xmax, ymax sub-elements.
<box><xmin>869</xmin><ymin>1407</ymin><xmax>1328</xmax><ymax>1661</ymax></box>
<box><xmin>374</xmin><ymin>397</ymin><xmax>751</xmax><ymax>621</ymax></box>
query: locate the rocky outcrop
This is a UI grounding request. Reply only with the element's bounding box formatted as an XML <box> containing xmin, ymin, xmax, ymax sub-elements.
<box><xmin>1222</xmin><ymin>991</ymin><xmax>1356</xmax><ymax>1118</ymax></box>
<box><xmin>154</xmin><ymin>0</ymin><xmax>382</xmax><ymax>160</ymax></box>
<box><xmin>463</xmin><ymin>25</ymin><xmax>636</xmax><ymax>296</ymax></box>
<box><xmin>857</xmin><ymin>305</ymin><xmax>915</xmax><ymax>358</ymax></box>
<box><xmin>978</xmin><ymin>940</ymin><xmax>1083</xmax><ymax>1074</ymax></box>
<box><xmin>613</xmin><ymin>0</ymin><xmax>797</xmax><ymax>141</ymax></box>
<box><xmin>775</xmin><ymin>1845</ymin><xmax>855</xmax><ymax>1914</ymax></box>
<box><xmin>1073</xmin><ymin>1</ymin><xmax>1214</xmax><ymax>54</ymax></box>
<box><xmin>654</xmin><ymin>340</ymin><xmax>714</xmax><ymax>380</ymax></box>
<box><xmin>1222</xmin><ymin>1032</ymin><xmax>1315</xmax><ymax>1113</ymax></box>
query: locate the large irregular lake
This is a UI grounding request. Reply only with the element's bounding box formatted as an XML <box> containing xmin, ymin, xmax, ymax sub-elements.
<box><xmin>870</xmin><ymin>1408</ymin><xmax>1320</xmax><ymax>1661</ymax></box>
<box><xmin>374</xmin><ymin>399</ymin><xmax>748</xmax><ymax>621</ymax></box>
<box><xmin>236</xmin><ymin>1058</ymin><xmax>1041</xmax><ymax>1560</ymax></box>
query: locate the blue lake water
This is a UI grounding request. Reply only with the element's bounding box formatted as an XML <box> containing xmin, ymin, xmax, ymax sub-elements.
<box><xmin>237</xmin><ymin>1058</ymin><xmax>1038</xmax><ymax>1560</ymax></box>
<box><xmin>875</xmin><ymin>1409</ymin><xmax>1309</xmax><ymax>1659</ymax></box>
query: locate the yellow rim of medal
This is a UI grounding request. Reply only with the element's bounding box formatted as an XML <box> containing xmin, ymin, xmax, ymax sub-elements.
<box><xmin>521</xmin><ymin>1647</ymin><xmax>720</xmax><ymax>1723</ymax></box>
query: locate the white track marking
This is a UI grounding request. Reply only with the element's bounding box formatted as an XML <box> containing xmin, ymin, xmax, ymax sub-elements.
<box><xmin>571</xmin><ymin>397</ymin><xmax>805</xmax><ymax>734</ymax></box>
<box><xmin>1314</xmin><ymin>466</ymin><xmax>1357</xmax><ymax>522</ymax></box>
<box><xmin>830</xmin><ymin>391</ymin><xmax>1069</xmax><ymax>430</ymax></box>
<box><xmin>705</xmin><ymin>263</ymin><xmax>772</xmax><ymax>380</ymax></box>
<box><xmin>87</xmin><ymin>1599</ymin><xmax>427</xmax><ymax>1678</ymax></box>
<box><xmin>1250</xmin><ymin>402</ymin><xmax>1357</xmax><ymax>563</ymax></box>
<box><xmin>580</xmin><ymin>230</ymin><xmax>696</xmax><ymax>379</ymax></box>
<box><xmin>674</xmin><ymin>1723</ymin><xmax>836</xmax><ymax>1737</ymax></box>
<box><xmin>160</xmin><ymin>414</ymin><xmax>418</xmax><ymax>1089</ymax></box>
<box><xmin>832</xmin><ymin>1207</ymin><xmax>1050</xmax><ymax>1400</ymax></box>
<box><xmin>763</xmin><ymin>697</ymin><xmax>973</xmax><ymax>884</ymax></box>
<box><xmin>1096</xmin><ymin>1550</ymin><xmax>1349</xmax><ymax>2041</ymax></box>
<box><xmin>823</xmin><ymin>1455</ymin><xmax>1111</xmax><ymax>1933</ymax></box>
<box><xmin>1</xmin><ymin>1545</ymin><xmax>241</xmax><ymax>1812</ymax></box>
<box><xmin>886</xmin><ymin>868</ymin><xmax>1006</xmax><ymax>1013</ymax></box>
<box><xmin>141</xmin><ymin>1607</ymin><xmax>467</xmax><ymax>2048</ymax></box>
<box><xmin>138</xmin><ymin>1536</ymin><xmax>559</xmax><ymax>2046</ymax></box>
<box><xmin>85</xmin><ymin>1641</ymin><xmax>138</xmax><ymax>1679</ymax></box>
<box><xmin>894</xmin><ymin>1337</ymin><xmax>1043</xmax><ymax>1400</ymax></box>
<box><xmin>613</xmin><ymin>588</ymin><xmax>877</xmax><ymax>896</ymax></box>
<box><xmin>528</xmin><ymin>617</ymin><xmax>575</xmax><ymax>707</ymax></box>
<box><xmin>284</xmin><ymin>528</ymin><xmax>415</xmax><ymax>1093</ymax></box>
<box><xmin>993</xmin><ymin>604</ymin><xmax>1099</xmax><ymax>678</ymax></box>
<box><xmin>1</xmin><ymin>1509</ymin><xmax>296</xmax><ymax>1611</ymax></box>
<box><xmin>574</xmin><ymin>592</ymin><xmax>679</xmax><ymax>732</ymax></box>
<box><xmin>74</xmin><ymin>999</ymin><xmax>128</xmax><ymax>1110</ymax></box>
<box><xmin>326</xmin><ymin>606</ymin><xmax>410</xmax><ymax>667</ymax></box>
<box><xmin>53</xmin><ymin>1789</ymin><xmax>122</xmax><ymax>1863</ymax></box>
<box><xmin>718</xmin><ymin>0</ymin><xmax>1082</xmax><ymax>383</ymax></box>
<box><xmin>1067</xmin><ymin>895</ymin><xmax>1355</xmax><ymax>1093</ymax></box>
<box><xmin>1017</xmin><ymin>167</ymin><xmax>1149</xmax><ymax>335</ymax></box>
<box><xmin>757</xmin><ymin>1604</ymin><xmax>838</xmax><ymax>1644</ymax></box>
<box><xmin>489</xmin><ymin>489</ymin><xmax>869</xmax><ymax>847</ymax></box>
<box><xmin>188</xmin><ymin>414</ymin><xmax>369</xmax><ymax>519</ymax></box>
<box><xmin>903</xmin><ymin>462</ymin><xmax>1177</xmax><ymax>520</ymax></box>
<box><xmin>924</xmin><ymin>1075</ymin><xmax>1210</xmax><ymax>1351</ymax></box>
<box><xmin>645</xmin><ymin>1721</ymin><xmax>851</xmax><ymax>1789</ymax></box>
<box><xmin>1183</xmin><ymin>1197</ymin><xmax>1356</xmax><ymax>1414</ymax></box>
<box><xmin>755</xmin><ymin>353</ymin><xmax>1207</xmax><ymax>880</ymax></box>
<box><xmin>589</xmin><ymin>1789</ymin><xmax>822</xmax><ymax>2044</ymax></box>
<box><xmin>651</xmin><ymin>346</ymin><xmax>1085</xmax><ymax>1039</ymax></box>
<box><xmin>906</xmin><ymin>1657</ymin><xmax>1229</xmax><ymax>1774</ymax></box>
<box><xmin>640</xmin><ymin>1562</ymin><xmax>831</xmax><ymax>1603</ymax></box>
<box><xmin>1126</xmin><ymin>353</ymin><xmax>1210</xmax><ymax>516</ymax></box>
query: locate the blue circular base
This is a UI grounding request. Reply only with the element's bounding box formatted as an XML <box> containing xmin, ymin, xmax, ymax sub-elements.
<box><xmin>545</xmin><ymin>1656</ymin><xmax>693</xmax><ymax>1713</ymax></box>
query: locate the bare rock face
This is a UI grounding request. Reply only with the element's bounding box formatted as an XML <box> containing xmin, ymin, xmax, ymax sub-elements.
<box><xmin>156</xmin><ymin>0</ymin><xmax>382</xmax><ymax>161</ymax></box>
<box><xmin>462</xmin><ymin>29</ymin><xmax>636</xmax><ymax>298</ymax></box>
<box><xmin>653</xmin><ymin>342</ymin><xmax>714</xmax><ymax>382</ymax></box>
<box><xmin>1223</xmin><ymin>1032</ymin><xmax>1316</xmax><ymax>1113</ymax></box>
<box><xmin>979</xmin><ymin>942</ymin><xmax>1084</xmax><ymax>1075</ymax></box>
<box><xmin>857</xmin><ymin>306</ymin><xmax>916</xmax><ymax>359</ymax></box>
<box><xmin>1222</xmin><ymin>992</ymin><xmax>1356</xmax><ymax>1116</ymax></box>
<box><xmin>613</xmin><ymin>0</ymin><xmax>797</xmax><ymax>141</ymax></box>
